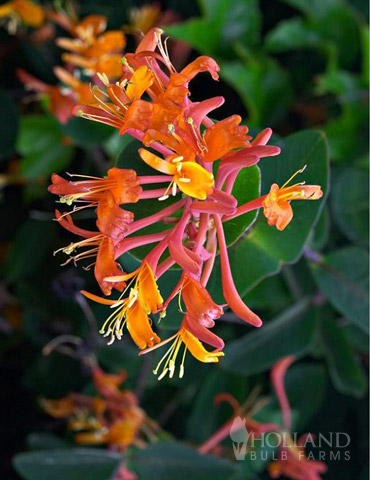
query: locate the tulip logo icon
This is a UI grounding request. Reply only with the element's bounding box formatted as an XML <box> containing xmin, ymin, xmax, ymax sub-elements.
<box><xmin>230</xmin><ymin>416</ymin><xmax>248</xmax><ymax>460</ymax></box>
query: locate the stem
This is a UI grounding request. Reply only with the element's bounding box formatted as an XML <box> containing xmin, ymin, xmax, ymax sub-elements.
<box><xmin>223</xmin><ymin>196</ymin><xmax>265</xmax><ymax>221</ymax></box>
<box><xmin>139</xmin><ymin>188</ymin><xmax>170</xmax><ymax>199</ymax></box>
<box><xmin>116</xmin><ymin>231</ymin><xmax>168</xmax><ymax>257</ymax></box>
<box><xmin>198</xmin><ymin>419</ymin><xmax>234</xmax><ymax>454</ymax></box>
<box><xmin>139</xmin><ymin>175</ymin><xmax>171</xmax><ymax>184</ymax></box>
<box><xmin>127</xmin><ymin>199</ymin><xmax>185</xmax><ymax>235</ymax></box>
<box><xmin>127</xmin><ymin>128</ymin><xmax>173</xmax><ymax>157</ymax></box>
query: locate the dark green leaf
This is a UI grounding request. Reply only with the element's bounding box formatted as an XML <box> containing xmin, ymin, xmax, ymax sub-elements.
<box><xmin>331</xmin><ymin>168</ymin><xmax>369</xmax><ymax>246</ymax></box>
<box><xmin>61</xmin><ymin>117</ymin><xmax>113</xmax><ymax>147</ymax></box>
<box><xmin>220</xmin><ymin>58</ymin><xmax>293</xmax><ymax>127</ymax></box>
<box><xmin>5</xmin><ymin>218</ymin><xmax>55</xmax><ymax>283</ymax></box>
<box><xmin>223</xmin><ymin>165</ymin><xmax>260</xmax><ymax>246</ymax></box>
<box><xmin>26</xmin><ymin>433</ymin><xmax>73</xmax><ymax>451</ymax></box>
<box><xmin>310</xmin><ymin>247</ymin><xmax>369</xmax><ymax>332</ymax></box>
<box><xmin>187</xmin><ymin>369</ymin><xmax>248</xmax><ymax>442</ymax></box>
<box><xmin>320</xmin><ymin>317</ymin><xmax>367</xmax><ymax>397</ymax></box>
<box><xmin>17</xmin><ymin>115</ymin><xmax>73</xmax><ymax>179</ymax></box>
<box><xmin>127</xmin><ymin>442</ymin><xmax>236</xmax><ymax>480</ymax></box>
<box><xmin>166</xmin><ymin>0</ymin><xmax>261</xmax><ymax>56</ymax></box>
<box><xmin>13</xmin><ymin>449</ymin><xmax>122</xmax><ymax>480</ymax></box>
<box><xmin>221</xmin><ymin>300</ymin><xmax>318</xmax><ymax>375</ymax></box>
<box><xmin>265</xmin><ymin>18</ymin><xmax>321</xmax><ymax>52</ymax></box>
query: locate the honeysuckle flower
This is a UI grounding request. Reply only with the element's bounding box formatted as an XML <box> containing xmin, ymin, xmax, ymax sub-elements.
<box><xmin>224</xmin><ymin>166</ymin><xmax>324</xmax><ymax>231</ymax></box>
<box><xmin>0</xmin><ymin>0</ymin><xmax>44</xmax><ymax>28</ymax></box>
<box><xmin>53</xmin><ymin>66</ymin><xmax>96</xmax><ymax>105</ymax></box>
<box><xmin>56</xmin><ymin>16</ymin><xmax>126</xmax><ymax>78</ymax></box>
<box><xmin>263</xmin><ymin>170</ymin><xmax>323</xmax><ymax>231</ymax></box>
<box><xmin>180</xmin><ymin>274</ymin><xmax>224</xmax><ymax>328</ymax></box>
<box><xmin>105</xmin><ymin>261</ymin><xmax>163</xmax><ymax>315</ymax></box>
<box><xmin>49</xmin><ymin>167</ymin><xmax>141</xmax><ymax>208</ymax></box>
<box><xmin>42</xmin><ymin>365</ymin><xmax>148</xmax><ymax>451</ymax></box>
<box><xmin>138</xmin><ymin>148</ymin><xmax>214</xmax><ymax>200</ymax></box>
<box><xmin>54</xmin><ymin>211</ymin><xmax>125</xmax><ymax>295</ymax></box>
<box><xmin>41</xmin><ymin>397</ymin><xmax>75</xmax><ymax>418</ymax></box>
<box><xmin>81</xmin><ymin>290</ymin><xmax>161</xmax><ymax>349</ymax></box>
<box><xmin>141</xmin><ymin>322</ymin><xmax>224</xmax><ymax>380</ymax></box>
<box><xmin>92</xmin><ymin>367</ymin><xmax>127</xmax><ymax>399</ymax></box>
<box><xmin>73</xmin><ymin>65</ymin><xmax>154</xmax><ymax>134</ymax></box>
<box><xmin>81</xmin><ymin>262</ymin><xmax>162</xmax><ymax>347</ymax></box>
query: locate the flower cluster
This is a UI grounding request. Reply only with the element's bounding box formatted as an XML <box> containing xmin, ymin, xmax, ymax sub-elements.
<box><xmin>17</xmin><ymin>11</ymin><xmax>126</xmax><ymax>124</ymax></box>
<box><xmin>50</xmin><ymin>27</ymin><xmax>323</xmax><ymax>379</ymax></box>
<box><xmin>42</xmin><ymin>365</ymin><xmax>152</xmax><ymax>450</ymax></box>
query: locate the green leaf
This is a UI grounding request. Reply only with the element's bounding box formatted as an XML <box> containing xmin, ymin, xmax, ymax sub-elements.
<box><xmin>331</xmin><ymin>168</ymin><xmax>369</xmax><ymax>246</ymax></box>
<box><xmin>343</xmin><ymin>324</ymin><xmax>369</xmax><ymax>354</ymax></box>
<box><xmin>5</xmin><ymin>218</ymin><xmax>55</xmax><ymax>283</ymax></box>
<box><xmin>127</xmin><ymin>442</ymin><xmax>237</xmax><ymax>480</ymax></box>
<box><xmin>282</xmin><ymin>363</ymin><xmax>327</xmax><ymax>429</ymax></box>
<box><xmin>320</xmin><ymin>317</ymin><xmax>367</xmax><ymax>397</ymax></box>
<box><xmin>17</xmin><ymin>115</ymin><xmax>73</xmax><ymax>179</ymax></box>
<box><xmin>26</xmin><ymin>433</ymin><xmax>73</xmax><ymax>451</ymax></box>
<box><xmin>208</xmin><ymin>130</ymin><xmax>329</xmax><ymax>301</ymax></box>
<box><xmin>220</xmin><ymin>58</ymin><xmax>293</xmax><ymax>127</ymax></box>
<box><xmin>265</xmin><ymin>18</ymin><xmax>321</xmax><ymax>52</ymax></box>
<box><xmin>13</xmin><ymin>449</ymin><xmax>122</xmax><ymax>480</ymax></box>
<box><xmin>0</xmin><ymin>88</ymin><xmax>18</xmax><ymax>159</ymax></box>
<box><xmin>166</xmin><ymin>0</ymin><xmax>261</xmax><ymax>57</ymax></box>
<box><xmin>308</xmin><ymin>206</ymin><xmax>330</xmax><ymax>251</ymax></box>
<box><xmin>223</xmin><ymin>165</ymin><xmax>260</xmax><ymax>245</ymax></box>
<box><xmin>61</xmin><ymin>117</ymin><xmax>113</xmax><ymax>147</ymax></box>
<box><xmin>278</xmin><ymin>0</ymin><xmax>344</xmax><ymax>20</ymax></box>
<box><xmin>310</xmin><ymin>247</ymin><xmax>369</xmax><ymax>332</ymax></box>
<box><xmin>221</xmin><ymin>300</ymin><xmax>318</xmax><ymax>375</ymax></box>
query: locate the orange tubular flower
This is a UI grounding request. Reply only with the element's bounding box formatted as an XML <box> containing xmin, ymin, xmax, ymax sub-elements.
<box><xmin>262</xmin><ymin>167</ymin><xmax>323</xmax><ymax>231</ymax></box>
<box><xmin>0</xmin><ymin>0</ymin><xmax>44</xmax><ymax>27</ymax></box>
<box><xmin>54</xmin><ymin>211</ymin><xmax>125</xmax><ymax>295</ymax></box>
<box><xmin>49</xmin><ymin>167</ymin><xmax>141</xmax><ymax>207</ymax></box>
<box><xmin>138</xmin><ymin>148</ymin><xmax>214</xmax><ymax>200</ymax></box>
<box><xmin>73</xmin><ymin>65</ymin><xmax>154</xmax><ymax>134</ymax></box>
<box><xmin>141</xmin><ymin>324</ymin><xmax>224</xmax><ymax>380</ymax></box>
<box><xmin>92</xmin><ymin>367</ymin><xmax>127</xmax><ymax>399</ymax></box>
<box><xmin>81</xmin><ymin>262</ymin><xmax>163</xmax><ymax>348</ymax></box>
<box><xmin>54</xmin><ymin>67</ymin><xmax>95</xmax><ymax>105</ymax></box>
<box><xmin>56</xmin><ymin>19</ymin><xmax>126</xmax><ymax>78</ymax></box>
<box><xmin>40</xmin><ymin>397</ymin><xmax>75</xmax><ymax>418</ymax></box>
<box><xmin>81</xmin><ymin>290</ymin><xmax>160</xmax><ymax>349</ymax></box>
<box><xmin>180</xmin><ymin>275</ymin><xmax>224</xmax><ymax>328</ymax></box>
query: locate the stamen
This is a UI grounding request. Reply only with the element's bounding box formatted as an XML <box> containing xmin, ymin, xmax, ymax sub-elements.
<box><xmin>96</xmin><ymin>72</ymin><xmax>110</xmax><ymax>86</ymax></box>
<box><xmin>282</xmin><ymin>165</ymin><xmax>307</xmax><ymax>188</ymax></box>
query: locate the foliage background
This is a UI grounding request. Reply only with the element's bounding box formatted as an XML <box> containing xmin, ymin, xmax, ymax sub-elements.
<box><xmin>0</xmin><ymin>0</ymin><xmax>368</xmax><ymax>479</ymax></box>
